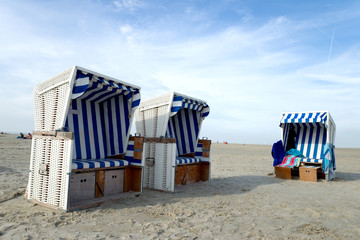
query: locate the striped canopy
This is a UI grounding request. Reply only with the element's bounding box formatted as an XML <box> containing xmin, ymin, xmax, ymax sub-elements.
<box><xmin>280</xmin><ymin>111</ymin><xmax>330</xmax><ymax>162</ymax></box>
<box><xmin>72</xmin><ymin>70</ymin><xmax>140</xmax><ymax>108</ymax></box>
<box><xmin>167</xmin><ymin>94</ymin><xmax>209</xmax><ymax>156</ymax></box>
<box><xmin>170</xmin><ymin>94</ymin><xmax>210</xmax><ymax>118</ymax></box>
<box><xmin>66</xmin><ymin>69</ymin><xmax>141</xmax><ymax>160</ymax></box>
<box><xmin>280</xmin><ymin>112</ymin><xmax>327</xmax><ymax>127</ymax></box>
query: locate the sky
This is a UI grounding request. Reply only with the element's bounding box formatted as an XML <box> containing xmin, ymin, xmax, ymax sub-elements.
<box><xmin>0</xmin><ymin>0</ymin><xmax>359</xmax><ymax>148</ymax></box>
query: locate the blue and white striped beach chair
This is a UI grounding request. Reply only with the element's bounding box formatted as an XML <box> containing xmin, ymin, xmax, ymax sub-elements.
<box><xmin>135</xmin><ymin>92</ymin><xmax>211</xmax><ymax>192</ymax></box>
<box><xmin>278</xmin><ymin>111</ymin><xmax>336</xmax><ymax>180</ymax></box>
<box><xmin>27</xmin><ymin>66</ymin><xmax>145</xmax><ymax>211</ymax></box>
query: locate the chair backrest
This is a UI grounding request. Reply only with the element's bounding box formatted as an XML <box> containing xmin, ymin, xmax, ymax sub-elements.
<box><xmin>65</xmin><ymin>94</ymin><xmax>131</xmax><ymax>160</ymax></box>
<box><xmin>294</xmin><ymin>124</ymin><xmax>327</xmax><ymax>159</ymax></box>
<box><xmin>166</xmin><ymin>93</ymin><xmax>209</xmax><ymax>156</ymax></box>
<box><xmin>166</xmin><ymin>108</ymin><xmax>201</xmax><ymax>156</ymax></box>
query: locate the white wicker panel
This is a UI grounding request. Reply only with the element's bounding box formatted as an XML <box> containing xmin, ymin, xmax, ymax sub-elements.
<box><xmin>143</xmin><ymin>142</ymin><xmax>176</xmax><ymax>191</ymax></box>
<box><xmin>135</xmin><ymin>92</ymin><xmax>172</xmax><ymax>137</ymax></box>
<box><xmin>155</xmin><ymin>105</ymin><xmax>170</xmax><ymax>137</ymax></box>
<box><xmin>34</xmin><ymin>68</ymin><xmax>73</xmax><ymax>131</ymax></box>
<box><xmin>143</xmin><ymin>142</ymin><xmax>155</xmax><ymax>188</ymax></box>
<box><xmin>27</xmin><ymin>136</ymin><xmax>72</xmax><ymax>210</ymax></box>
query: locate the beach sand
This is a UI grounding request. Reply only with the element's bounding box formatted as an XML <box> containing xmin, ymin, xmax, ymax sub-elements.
<box><xmin>1</xmin><ymin>134</ymin><xmax>359</xmax><ymax>239</ymax></box>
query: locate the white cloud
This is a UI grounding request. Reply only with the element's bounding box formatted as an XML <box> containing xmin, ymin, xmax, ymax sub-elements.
<box><xmin>113</xmin><ymin>0</ymin><xmax>144</xmax><ymax>12</ymax></box>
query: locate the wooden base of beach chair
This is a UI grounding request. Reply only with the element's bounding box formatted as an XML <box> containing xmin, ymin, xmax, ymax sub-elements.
<box><xmin>200</xmin><ymin>162</ymin><xmax>210</xmax><ymax>181</ymax></box>
<box><xmin>175</xmin><ymin>162</ymin><xmax>210</xmax><ymax>185</ymax></box>
<box><xmin>124</xmin><ymin>166</ymin><xmax>142</xmax><ymax>192</ymax></box>
<box><xmin>175</xmin><ymin>164</ymin><xmax>199</xmax><ymax>185</ymax></box>
<box><xmin>299</xmin><ymin>166</ymin><xmax>321</xmax><ymax>182</ymax></box>
<box><xmin>69</xmin><ymin>166</ymin><xmax>142</xmax><ymax>208</ymax></box>
<box><xmin>274</xmin><ymin>166</ymin><xmax>292</xmax><ymax>180</ymax></box>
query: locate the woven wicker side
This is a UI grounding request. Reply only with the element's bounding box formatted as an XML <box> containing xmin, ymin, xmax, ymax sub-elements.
<box><xmin>135</xmin><ymin>92</ymin><xmax>172</xmax><ymax>137</ymax></box>
<box><xmin>34</xmin><ymin>68</ymin><xmax>73</xmax><ymax>131</ymax></box>
<box><xmin>27</xmin><ymin>136</ymin><xmax>73</xmax><ymax>210</ymax></box>
<box><xmin>143</xmin><ymin>140</ymin><xmax>176</xmax><ymax>192</ymax></box>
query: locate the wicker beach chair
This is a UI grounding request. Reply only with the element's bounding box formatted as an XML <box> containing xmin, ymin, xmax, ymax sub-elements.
<box><xmin>26</xmin><ymin>66</ymin><xmax>145</xmax><ymax>211</ymax></box>
<box><xmin>135</xmin><ymin>92</ymin><xmax>211</xmax><ymax>192</ymax></box>
<box><xmin>274</xmin><ymin>111</ymin><xmax>336</xmax><ymax>181</ymax></box>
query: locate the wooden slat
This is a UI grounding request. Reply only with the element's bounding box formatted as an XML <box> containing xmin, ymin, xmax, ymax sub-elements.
<box><xmin>132</xmin><ymin>136</ymin><xmax>144</xmax><ymax>160</ymax></box>
<box><xmin>33</xmin><ymin>131</ymin><xmax>73</xmax><ymax>140</ymax></box>
<box><xmin>274</xmin><ymin>166</ymin><xmax>292</xmax><ymax>180</ymax></box>
<box><xmin>179</xmin><ymin>152</ymin><xmax>195</xmax><ymax>158</ymax></box>
<box><xmin>124</xmin><ymin>166</ymin><xmax>142</xmax><ymax>192</ymax></box>
<box><xmin>145</xmin><ymin>137</ymin><xmax>176</xmax><ymax>143</ymax></box>
<box><xmin>198</xmin><ymin>139</ymin><xmax>211</xmax><ymax>157</ymax></box>
<box><xmin>200</xmin><ymin>162</ymin><xmax>210</xmax><ymax>181</ymax></box>
<box><xmin>95</xmin><ymin>170</ymin><xmax>105</xmax><ymax>198</ymax></box>
<box><xmin>175</xmin><ymin>164</ymin><xmax>201</xmax><ymax>186</ymax></box>
<box><xmin>175</xmin><ymin>165</ymin><xmax>187</xmax><ymax>185</ymax></box>
<box><xmin>108</xmin><ymin>154</ymin><xmax>125</xmax><ymax>159</ymax></box>
<box><xmin>72</xmin><ymin>166</ymin><xmax>126</xmax><ymax>173</ymax></box>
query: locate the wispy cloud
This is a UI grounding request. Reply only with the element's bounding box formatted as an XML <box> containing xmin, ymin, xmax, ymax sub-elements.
<box><xmin>113</xmin><ymin>0</ymin><xmax>145</xmax><ymax>12</ymax></box>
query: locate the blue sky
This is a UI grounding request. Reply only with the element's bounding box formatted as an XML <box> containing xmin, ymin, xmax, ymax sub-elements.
<box><xmin>0</xmin><ymin>0</ymin><xmax>359</xmax><ymax>148</ymax></box>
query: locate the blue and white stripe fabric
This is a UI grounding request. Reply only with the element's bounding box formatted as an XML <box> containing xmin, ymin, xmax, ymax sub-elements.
<box><xmin>71</xmin><ymin>138</ymin><xmax>140</xmax><ymax>169</ymax></box>
<box><xmin>176</xmin><ymin>157</ymin><xmax>201</xmax><ymax>165</ymax></box>
<box><xmin>166</xmin><ymin>108</ymin><xmax>201</xmax><ymax>156</ymax></box>
<box><xmin>282</xmin><ymin>124</ymin><xmax>291</xmax><ymax>151</ymax></box>
<box><xmin>280</xmin><ymin>112</ymin><xmax>327</xmax><ymax>127</ymax></box>
<box><xmin>124</xmin><ymin>139</ymin><xmax>142</xmax><ymax>166</ymax></box>
<box><xmin>72</xmin><ymin>159</ymin><xmax>129</xmax><ymax>170</ymax></box>
<box><xmin>195</xmin><ymin>142</ymin><xmax>203</xmax><ymax>157</ymax></box>
<box><xmin>66</xmin><ymin>95</ymin><xmax>130</xmax><ymax>159</ymax></box>
<box><xmin>281</xmin><ymin>112</ymin><xmax>328</xmax><ymax>164</ymax></box>
<box><xmin>72</xmin><ymin>71</ymin><xmax>91</xmax><ymax>99</ymax></box>
<box><xmin>170</xmin><ymin>95</ymin><xmax>210</xmax><ymax>118</ymax></box>
<box><xmin>66</xmin><ymin>69</ymin><xmax>141</xmax><ymax>160</ymax></box>
<box><xmin>72</xmin><ymin>70</ymin><xmax>141</xmax><ymax>108</ymax></box>
<box><xmin>166</xmin><ymin>94</ymin><xmax>210</xmax><ymax>156</ymax></box>
<box><xmin>294</xmin><ymin>124</ymin><xmax>327</xmax><ymax>161</ymax></box>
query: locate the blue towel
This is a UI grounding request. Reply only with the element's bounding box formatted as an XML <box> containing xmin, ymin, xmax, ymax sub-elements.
<box><xmin>271</xmin><ymin>140</ymin><xmax>285</xmax><ymax>166</ymax></box>
<box><xmin>323</xmin><ymin>143</ymin><xmax>336</xmax><ymax>170</ymax></box>
<box><xmin>286</xmin><ymin>148</ymin><xmax>304</xmax><ymax>157</ymax></box>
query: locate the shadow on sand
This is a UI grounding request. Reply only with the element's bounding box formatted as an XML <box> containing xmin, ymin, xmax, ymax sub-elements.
<box><xmin>99</xmin><ymin>174</ymin><xmax>280</xmax><ymax>211</ymax></box>
<box><xmin>333</xmin><ymin>171</ymin><xmax>360</xmax><ymax>181</ymax></box>
<box><xmin>96</xmin><ymin>171</ymin><xmax>360</xmax><ymax>211</ymax></box>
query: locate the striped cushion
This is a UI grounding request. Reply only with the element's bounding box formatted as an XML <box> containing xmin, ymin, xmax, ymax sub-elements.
<box><xmin>176</xmin><ymin>157</ymin><xmax>201</xmax><ymax>165</ymax></box>
<box><xmin>72</xmin><ymin>159</ymin><xmax>129</xmax><ymax>170</ymax></box>
<box><xmin>298</xmin><ymin>157</ymin><xmax>323</xmax><ymax>164</ymax></box>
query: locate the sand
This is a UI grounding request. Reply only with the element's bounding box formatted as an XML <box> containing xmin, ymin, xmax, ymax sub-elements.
<box><xmin>0</xmin><ymin>134</ymin><xmax>359</xmax><ymax>239</ymax></box>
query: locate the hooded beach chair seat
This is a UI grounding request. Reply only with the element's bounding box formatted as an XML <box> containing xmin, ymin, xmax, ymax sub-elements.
<box><xmin>276</xmin><ymin>111</ymin><xmax>336</xmax><ymax>180</ymax></box>
<box><xmin>26</xmin><ymin>66</ymin><xmax>145</xmax><ymax>211</ymax></box>
<box><xmin>135</xmin><ymin>92</ymin><xmax>211</xmax><ymax>192</ymax></box>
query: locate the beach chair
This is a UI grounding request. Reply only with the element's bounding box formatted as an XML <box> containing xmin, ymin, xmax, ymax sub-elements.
<box><xmin>274</xmin><ymin>111</ymin><xmax>336</xmax><ymax>181</ymax></box>
<box><xmin>134</xmin><ymin>92</ymin><xmax>211</xmax><ymax>192</ymax></box>
<box><xmin>26</xmin><ymin>66</ymin><xmax>145</xmax><ymax>211</ymax></box>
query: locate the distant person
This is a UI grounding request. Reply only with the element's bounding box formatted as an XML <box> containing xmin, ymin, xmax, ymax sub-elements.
<box><xmin>26</xmin><ymin>133</ymin><xmax>32</xmax><ymax>139</ymax></box>
<box><xmin>17</xmin><ymin>133</ymin><xmax>25</xmax><ymax>139</ymax></box>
